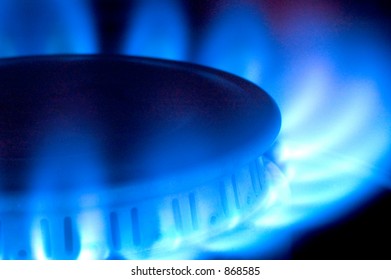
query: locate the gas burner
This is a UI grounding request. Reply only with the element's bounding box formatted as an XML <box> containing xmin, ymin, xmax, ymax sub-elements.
<box><xmin>0</xmin><ymin>55</ymin><xmax>281</xmax><ymax>259</ymax></box>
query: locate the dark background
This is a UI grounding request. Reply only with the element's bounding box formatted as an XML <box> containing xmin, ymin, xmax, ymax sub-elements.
<box><xmin>291</xmin><ymin>188</ymin><xmax>391</xmax><ymax>259</ymax></box>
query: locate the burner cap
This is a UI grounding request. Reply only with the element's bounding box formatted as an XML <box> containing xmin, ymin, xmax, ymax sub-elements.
<box><xmin>0</xmin><ymin>55</ymin><xmax>281</xmax><ymax>193</ymax></box>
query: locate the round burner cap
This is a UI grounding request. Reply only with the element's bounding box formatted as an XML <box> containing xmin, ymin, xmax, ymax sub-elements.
<box><xmin>0</xmin><ymin>55</ymin><xmax>281</xmax><ymax>192</ymax></box>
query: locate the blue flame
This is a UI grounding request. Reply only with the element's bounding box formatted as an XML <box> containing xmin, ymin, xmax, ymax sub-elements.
<box><xmin>0</xmin><ymin>0</ymin><xmax>97</xmax><ymax>57</ymax></box>
<box><xmin>197</xmin><ymin>5</ymin><xmax>272</xmax><ymax>85</ymax></box>
<box><xmin>121</xmin><ymin>0</ymin><xmax>188</xmax><ymax>60</ymax></box>
<box><xmin>272</xmin><ymin>25</ymin><xmax>391</xmax><ymax>229</ymax></box>
<box><xmin>189</xmin><ymin>2</ymin><xmax>391</xmax><ymax>253</ymax></box>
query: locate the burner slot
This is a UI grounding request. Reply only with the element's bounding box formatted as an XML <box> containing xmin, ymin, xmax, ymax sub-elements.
<box><xmin>219</xmin><ymin>182</ymin><xmax>229</xmax><ymax>217</ymax></box>
<box><xmin>172</xmin><ymin>199</ymin><xmax>183</xmax><ymax>234</ymax></box>
<box><xmin>188</xmin><ymin>193</ymin><xmax>198</xmax><ymax>231</ymax></box>
<box><xmin>109</xmin><ymin>212</ymin><xmax>121</xmax><ymax>251</ymax></box>
<box><xmin>130</xmin><ymin>208</ymin><xmax>141</xmax><ymax>246</ymax></box>
<box><xmin>231</xmin><ymin>175</ymin><xmax>241</xmax><ymax>210</ymax></box>
<box><xmin>63</xmin><ymin>216</ymin><xmax>75</xmax><ymax>255</ymax></box>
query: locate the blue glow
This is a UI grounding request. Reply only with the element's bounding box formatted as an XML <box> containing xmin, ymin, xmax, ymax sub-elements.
<box><xmin>0</xmin><ymin>0</ymin><xmax>97</xmax><ymax>57</ymax></box>
<box><xmin>121</xmin><ymin>0</ymin><xmax>188</xmax><ymax>60</ymax></box>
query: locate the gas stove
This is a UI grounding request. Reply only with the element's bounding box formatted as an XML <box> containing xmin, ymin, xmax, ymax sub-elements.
<box><xmin>0</xmin><ymin>0</ymin><xmax>390</xmax><ymax>260</ymax></box>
